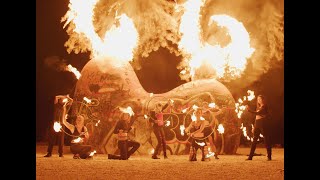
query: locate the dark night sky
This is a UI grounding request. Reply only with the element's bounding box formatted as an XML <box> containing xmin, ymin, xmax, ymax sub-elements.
<box><xmin>36</xmin><ymin>0</ymin><xmax>283</xmax><ymax>144</ymax></box>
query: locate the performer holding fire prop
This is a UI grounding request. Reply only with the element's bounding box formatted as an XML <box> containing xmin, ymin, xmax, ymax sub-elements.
<box><xmin>108</xmin><ymin>107</ymin><xmax>140</xmax><ymax>160</ymax></box>
<box><xmin>149</xmin><ymin>99</ymin><xmax>173</xmax><ymax>159</ymax></box>
<box><xmin>44</xmin><ymin>95</ymin><xmax>73</xmax><ymax>158</ymax></box>
<box><xmin>185</xmin><ymin>108</ymin><xmax>209</xmax><ymax>161</ymax></box>
<box><xmin>62</xmin><ymin>102</ymin><xmax>93</xmax><ymax>159</ymax></box>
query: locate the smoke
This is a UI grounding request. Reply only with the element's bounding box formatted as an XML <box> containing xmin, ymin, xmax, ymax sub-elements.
<box><xmin>201</xmin><ymin>0</ymin><xmax>284</xmax><ymax>86</ymax></box>
<box><xmin>43</xmin><ymin>56</ymin><xmax>68</xmax><ymax>71</ymax></box>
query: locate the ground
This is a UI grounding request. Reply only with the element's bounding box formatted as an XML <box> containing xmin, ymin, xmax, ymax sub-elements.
<box><xmin>36</xmin><ymin>143</ymin><xmax>284</xmax><ymax>180</ymax></box>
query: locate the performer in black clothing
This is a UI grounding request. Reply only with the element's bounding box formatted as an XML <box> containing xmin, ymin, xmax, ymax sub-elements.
<box><xmin>44</xmin><ymin>95</ymin><xmax>73</xmax><ymax>158</ymax></box>
<box><xmin>108</xmin><ymin>109</ymin><xmax>140</xmax><ymax>160</ymax></box>
<box><xmin>149</xmin><ymin>99</ymin><xmax>172</xmax><ymax>159</ymax></box>
<box><xmin>62</xmin><ymin>104</ymin><xmax>93</xmax><ymax>159</ymax></box>
<box><xmin>185</xmin><ymin>108</ymin><xmax>208</xmax><ymax>161</ymax></box>
<box><xmin>246</xmin><ymin>95</ymin><xmax>272</xmax><ymax>161</ymax></box>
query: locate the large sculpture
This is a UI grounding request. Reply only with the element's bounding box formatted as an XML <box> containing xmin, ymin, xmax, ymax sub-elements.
<box><xmin>71</xmin><ymin>57</ymin><xmax>241</xmax><ymax>155</ymax></box>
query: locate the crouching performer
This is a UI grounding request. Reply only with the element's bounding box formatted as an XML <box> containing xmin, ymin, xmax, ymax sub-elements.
<box><xmin>108</xmin><ymin>107</ymin><xmax>140</xmax><ymax>160</ymax></box>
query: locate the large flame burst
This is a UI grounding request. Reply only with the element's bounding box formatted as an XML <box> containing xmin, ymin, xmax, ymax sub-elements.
<box><xmin>179</xmin><ymin>0</ymin><xmax>255</xmax><ymax>80</ymax></box>
<box><xmin>61</xmin><ymin>0</ymin><xmax>255</xmax><ymax>80</ymax></box>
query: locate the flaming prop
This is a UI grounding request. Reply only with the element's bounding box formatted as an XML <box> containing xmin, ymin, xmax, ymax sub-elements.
<box><xmin>89</xmin><ymin>150</ymin><xmax>96</xmax><ymax>157</ymax></box>
<box><xmin>180</xmin><ymin>125</ymin><xmax>185</xmax><ymax>136</ymax></box>
<box><xmin>53</xmin><ymin>122</ymin><xmax>62</xmax><ymax>132</ymax></box>
<box><xmin>217</xmin><ymin>124</ymin><xmax>225</xmax><ymax>134</ymax></box>
<box><xmin>66</xmin><ymin>64</ymin><xmax>81</xmax><ymax>79</ymax></box>
<box><xmin>71</xmin><ymin>137</ymin><xmax>83</xmax><ymax>143</ymax></box>
<box><xmin>235</xmin><ymin>90</ymin><xmax>255</xmax><ymax>118</ymax></box>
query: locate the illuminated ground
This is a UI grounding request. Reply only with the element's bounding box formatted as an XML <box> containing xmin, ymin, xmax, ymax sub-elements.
<box><xmin>36</xmin><ymin>144</ymin><xmax>284</xmax><ymax>180</ymax></box>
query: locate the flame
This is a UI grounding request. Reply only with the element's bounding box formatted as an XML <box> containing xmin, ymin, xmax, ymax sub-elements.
<box><xmin>206</xmin><ymin>152</ymin><xmax>215</xmax><ymax>158</ymax></box>
<box><xmin>247</xmin><ymin>90</ymin><xmax>255</xmax><ymax>101</ymax></box>
<box><xmin>250</xmin><ymin>137</ymin><xmax>253</xmax><ymax>142</ymax></box>
<box><xmin>165</xmin><ymin>121</ymin><xmax>171</xmax><ymax>127</ymax></box>
<box><xmin>89</xmin><ymin>150</ymin><xmax>96</xmax><ymax>156</ymax></box>
<box><xmin>243</xmin><ymin>127</ymin><xmax>248</xmax><ymax>137</ymax></box>
<box><xmin>149</xmin><ymin>148</ymin><xmax>155</xmax><ymax>155</ymax></box>
<box><xmin>182</xmin><ymin>107</ymin><xmax>188</xmax><ymax>113</ymax></box>
<box><xmin>62</xmin><ymin>98</ymin><xmax>68</xmax><ymax>103</ymax></box>
<box><xmin>246</xmin><ymin>136</ymin><xmax>250</xmax><ymax>141</ymax></box>
<box><xmin>178</xmin><ymin>0</ymin><xmax>255</xmax><ymax>80</ymax></box>
<box><xmin>192</xmin><ymin>105</ymin><xmax>199</xmax><ymax>110</ymax></box>
<box><xmin>217</xmin><ymin>124</ymin><xmax>225</xmax><ymax>134</ymax></box>
<box><xmin>196</xmin><ymin>141</ymin><xmax>206</xmax><ymax>146</ymax></box>
<box><xmin>66</xmin><ymin>64</ymin><xmax>81</xmax><ymax>79</ymax></box>
<box><xmin>240</xmin><ymin>123</ymin><xmax>243</xmax><ymax>129</ymax></box>
<box><xmin>72</xmin><ymin>137</ymin><xmax>83</xmax><ymax>143</ymax></box>
<box><xmin>95</xmin><ymin>120</ymin><xmax>100</xmax><ymax>127</ymax></box>
<box><xmin>83</xmin><ymin>97</ymin><xmax>92</xmax><ymax>104</ymax></box>
<box><xmin>180</xmin><ymin>69</ymin><xmax>187</xmax><ymax>75</ymax></box>
<box><xmin>119</xmin><ymin>106</ymin><xmax>134</xmax><ymax>116</ymax></box>
<box><xmin>208</xmin><ymin>103</ymin><xmax>216</xmax><ymax>108</ymax></box>
<box><xmin>259</xmin><ymin>134</ymin><xmax>264</xmax><ymax>138</ymax></box>
<box><xmin>149</xmin><ymin>93</ymin><xmax>153</xmax><ymax>97</ymax></box>
<box><xmin>191</xmin><ymin>114</ymin><xmax>197</xmax><ymax>121</ymax></box>
<box><xmin>62</xmin><ymin>1</ymin><xmax>138</xmax><ymax>65</ymax></box>
<box><xmin>144</xmin><ymin>114</ymin><xmax>148</xmax><ymax>119</ymax></box>
<box><xmin>200</xmin><ymin>116</ymin><xmax>205</xmax><ymax>121</ymax></box>
<box><xmin>53</xmin><ymin>122</ymin><xmax>62</xmax><ymax>132</ymax></box>
<box><xmin>180</xmin><ymin>125</ymin><xmax>185</xmax><ymax>136</ymax></box>
<box><xmin>170</xmin><ymin>99</ymin><xmax>174</xmax><ymax>104</ymax></box>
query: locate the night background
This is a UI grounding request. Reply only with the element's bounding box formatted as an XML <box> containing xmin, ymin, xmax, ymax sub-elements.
<box><xmin>36</xmin><ymin>0</ymin><xmax>283</xmax><ymax>145</ymax></box>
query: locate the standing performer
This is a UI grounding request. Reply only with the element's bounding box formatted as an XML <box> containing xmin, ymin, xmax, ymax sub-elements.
<box><xmin>149</xmin><ymin>99</ymin><xmax>172</xmax><ymax>159</ymax></box>
<box><xmin>185</xmin><ymin>108</ymin><xmax>208</xmax><ymax>161</ymax></box>
<box><xmin>108</xmin><ymin>107</ymin><xmax>140</xmax><ymax>160</ymax></box>
<box><xmin>44</xmin><ymin>95</ymin><xmax>73</xmax><ymax>157</ymax></box>
<box><xmin>246</xmin><ymin>95</ymin><xmax>272</xmax><ymax>161</ymax></box>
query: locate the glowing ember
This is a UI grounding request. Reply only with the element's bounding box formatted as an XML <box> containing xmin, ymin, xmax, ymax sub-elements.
<box><xmin>165</xmin><ymin>121</ymin><xmax>171</xmax><ymax>127</ymax></box>
<box><xmin>119</xmin><ymin>106</ymin><xmax>134</xmax><ymax>116</ymax></box>
<box><xmin>83</xmin><ymin>97</ymin><xmax>92</xmax><ymax>104</ymax></box>
<box><xmin>259</xmin><ymin>134</ymin><xmax>264</xmax><ymax>138</ymax></box>
<box><xmin>208</xmin><ymin>103</ymin><xmax>216</xmax><ymax>108</ymax></box>
<box><xmin>53</xmin><ymin>122</ymin><xmax>62</xmax><ymax>132</ymax></box>
<box><xmin>180</xmin><ymin>125</ymin><xmax>185</xmax><ymax>136</ymax></box>
<box><xmin>89</xmin><ymin>150</ymin><xmax>96</xmax><ymax>156</ymax></box>
<box><xmin>66</xmin><ymin>64</ymin><xmax>81</xmax><ymax>79</ymax></box>
<box><xmin>240</xmin><ymin>123</ymin><xmax>243</xmax><ymax>129</ymax></box>
<box><xmin>144</xmin><ymin>114</ymin><xmax>148</xmax><ymax>119</ymax></box>
<box><xmin>217</xmin><ymin>124</ymin><xmax>225</xmax><ymax>134</ymax></box>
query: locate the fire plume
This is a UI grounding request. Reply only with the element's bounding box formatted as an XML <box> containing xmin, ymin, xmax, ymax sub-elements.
<box><xmin>66</xmin><ymin>64</ymin><xmax>81</xmax><ymax>79</ymax></box>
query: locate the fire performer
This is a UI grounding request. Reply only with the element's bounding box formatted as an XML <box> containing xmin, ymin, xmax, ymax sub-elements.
<box><xmin>44</xmin><ymin>95</ymin><xmax>73</xmax><ymax>158</ymax></box>
<box><xmin>149</xmin><ymin>99</ymin><xmax>173</xmax><ymax>159</ymax></box>
<box><xmin>108</xmin><ymin>109</ymin><xmax>140</xmax><ymax>160</ymax></box>
<box><xmin>203</xmin><ymin>105</ymin><xmax>224</xmax><ymax>160</ymax></box>
<box><xmin>62</xmin><ymin>106</ymin><xmax>93</xmax><ymax>159</ymax></box>
<box><xmin>245</xmin><ymin>95</ymin><xmax>272</xmax><ymax>161</ymax></box>
<box><xmin>185</xmin><ymin>108</ymin><xmax>209</xmax><ymax>161</ymax></box>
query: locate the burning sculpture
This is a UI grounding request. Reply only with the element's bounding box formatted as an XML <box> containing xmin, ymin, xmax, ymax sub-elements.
<box><xmin>60</xmin><ymin>0</ymin><xmax>283</xmax><ymax>155</ymax></box>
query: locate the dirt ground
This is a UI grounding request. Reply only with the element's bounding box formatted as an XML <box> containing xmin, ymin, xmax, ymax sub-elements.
<box><xmin>36</xmin><ymin>144</ymin><xmax>284</xmax><ymax>180</ymax></box>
